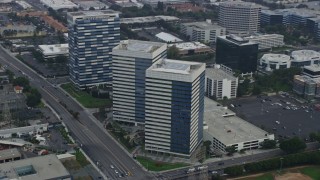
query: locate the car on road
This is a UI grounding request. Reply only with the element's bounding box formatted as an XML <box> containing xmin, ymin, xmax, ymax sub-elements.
<box><xmin>110</xmin><ymin>165</ymin><xmax>114</xmax><ymax>169</ymax></box>
<box><xmin>218</xmin><ymin>162</ymin><xmax>224</xmax><ymax>166</ymax></box>
<box><xmin>115</xmin><ymin>170</ymin><xmax>118</xmax><ymax>174</ymax></box>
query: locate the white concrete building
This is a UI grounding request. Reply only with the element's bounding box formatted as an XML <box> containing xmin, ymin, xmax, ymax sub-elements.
<box><xmin>112</xmin><ymin>40</ymin><xmax>167</xmax><ymax>125</ymax></box>
<box><xmin>40</xmin><ymin>0</ymin><xmax>78</xmax><ymax>10</ymax></box>
<box><xmin>291</xmin><ymin>50</ymin><xmax>320</xmax><ymax>67</ymax></box>
<box><xmin>145</xmin><ymin>59</ymin><xmax>205</xmax><ymax>157</ymax></box>
<box><xmin>75</xmin><ymin>0</ymin><xmax>108</xmax><ymax>10</ymax></box>
<box><xmin>121</xmin><ymin>16</ymin><xmax>180</xmax><ymax>25</ymax></box>
<box><xmin>218</xmin><ymin>1</ymin><xmax>261</xmax><ymax>35</ymax></box>
<box><xmin>0</xmin><ymin>123</ymin><xmax>48</xmax><ymax>139</ymax></box>
<box><xmin>303</xmin><ymin>64</ymin><xmax>320</xmax><ymax>78</ymax></box>
<box><xmin>155</xmin><ymin>32</ymin><xmax>183</xmax><ymax>43</ymax></box>
<box><xmin>168</xmin><ymin>42</ymin><xmax>213</xmax><ymax>56</ymax></box>
<box><xmin>244</xmin><ymin>34</ymin><xmax>284</xmax><ymax>50</ymax></box>
<box><xmin>181</xmin><ymin>20</ymin><xmax>226</xmax><ymax>43</ymax></box>
<box><xmin>203</xmin><ymin>97</ymin><xmax>274</xmax><ymax>152</ymax></box>
<box><xmin>205</xmin><ymin>64</ymin><xmax>238</xmax><ymax>99</ymax></box>
<box><xmin>259</xmin><ymin>54</ymin><xmax>291</xmax><ymax>71</ymax></box>
<box><xmin>38</xmin><ymin>44</ymin><xmax>68</xmax><ymax>60</ymax></box>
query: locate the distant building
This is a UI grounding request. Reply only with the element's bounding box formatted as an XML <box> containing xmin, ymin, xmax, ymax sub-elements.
<box><xmin>303</xmin><ymin>64</ymin><xmax>320</xmax><ymax>78</ymax></box>
<box><xmin>306</xmin><ymin>17</ymin><xmax>320</xmax><ymax>35</ymax></box>
<box><xmin>17</xmin><ymin>11</ymin><xmax>48</xmax><ymax>17</ymax></box>
<box><xmin>291</xmin><ymin>50</ymin><xmax>320</xmax><ymax>67</ymax></box>
<box><xmin>168</xmin><ymin>42</ymin><xmax>213</xmax><ymax>56</ymax></box>
<box><xmin>40</xmin><ymin>0</ymin><xmax>78</xmax><ymax>10</ymax></box>
<box><xmin>261</xmin><ymin>10</ymin><xmax>283</xmax><ymax>26</ymax></box>
<box><xmin>0</xmin><ymin>123</ymin><xmax>48</xmax><ymax>139</ymax></box>
<box><xmin>13</xmin><ymin>85</ymin><xmax>23</xmax><ymax>93</ymax></box>
<box><xmin>293</xmin><ymin>75</ymin><xmax>320</xmax><ymax>98</ymax></box>
<box><xmin>38</xmin><ymin>44</ymin><xmax>68</xmax><ymax>60</ymax></box>
<box><xmin>259</xmin><ymin>54</ymin><xmax>291</xmax><ymax>71</ymax></box>
<box><xmin>41</xmin><ymin>15</ymin><xmax>68</xmax><ymax>32</ymax></box>
<box><xmin>218</xmin><ymin>1</ymin><xmax>261</xmax><ymax>35</ymax></box>
<box><xmin>112</xmin><ymin>40</ymin><xmax>167</xmax><ymax>125</ymax></box>
<box><xmin>0</xmin><ymin>24</ymin><xmax>37</xmax><ymax>37</ymax></box>
<box><xmin>216</xmin><ymin>35</ymin><xmax>258</xmax><ymax>73</ymax></box>
<box><xmin>145</xmin><ymin>59</ymin><xmax>205</xmax><ymax>157</ymax></box>
<box><xmin>121</xmin><ymin>16</ymin><xmax>180</xmax><ymax>25</ymax></box>
<box><xmin>243</xmin><ymin>34</ymin><xmax>284</xmax><ymax>50</ymax></box>
<box><xmin>280</xmin><ymin>8</ymin><xmax>317</xmax><ymax>26</ymax></box>
<box><xmin>0</xmin><ymin>148</ymin><xmax>21</xmax><ymax>164</ymax></box>
<box><xmin>205</xmin><ymin>64</ymin><xmax>238</xmax><ymax>100</ymax></box>
<box><xmin>140</xmin><ymin>0</ymin><xmax>189</xmax><ymax>5</ymax></box>
<box><xmin>15</xmin><ymin>1</ymin><xmax>33</xmax><ymax>10</ymax></box>
<box><xmin>167</xmin><ymin>3</ymin><xmax>203</xmax><ymax>13</ymax></box>
<box><xmin>68</xmin><ymin>10</ymin><xmax>120</xmax><ymax>89</ymax></box>
<box><xmin>203</xmin><ymin>97</ymin><xmax>274</xmax><ymax>152</ymax></box>
<box><xmin>155</xmin><ymin>32</ymin><xmax>183</xmax><ymax>43</ymax></box>
<box><xmin>181</xmin><ymin>20</ymin><xmax>226</xmax><ymax>43</ymax></box>
<box><xmin>76</xmin><ymin>0</ymin><xmax>108</xmax><ymax>10</ymax></box>
<box><xmin>0</xmin><ymin>154</ymin><xmax>71</xmax><ymax>180</ymax></box>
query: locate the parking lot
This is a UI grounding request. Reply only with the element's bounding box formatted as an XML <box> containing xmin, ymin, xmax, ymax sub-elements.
<box><xmin>227</xmin><ymin>95</ymin><xmax>320</xmax><ymax>140</ymax></box>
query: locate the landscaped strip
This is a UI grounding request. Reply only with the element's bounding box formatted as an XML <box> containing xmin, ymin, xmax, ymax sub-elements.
<box><xmin>61</xmin><ymin>83</ymin><xmax>111</xmax><ymax>108</ymax></box>
<box><xmin>136</xmin><ymin>156</ymin><xmax>189</xmax><ymax>172</ymax></box>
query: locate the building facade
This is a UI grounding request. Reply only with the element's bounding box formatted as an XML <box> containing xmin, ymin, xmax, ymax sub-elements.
<box><xmin>243</xmin><ymin>34</ymin><xmax>284</xmax><ymax>50</ymax></box>
<box><xmin>112</xmin><ymin>40</ymin><xmax>167</xmax><ymax>125</ymax></box>
<box><xmin>205</xmin><ymin>64</ymin><xmax>238</xmax><ymax>99</ymax></box>
<box><xmin>293</xmin><ymin>75</ymin><xmax>320</xmax><ymax>98</ymax></box>
<box><xmin>260</xmin><ymin>10</ymin><xmax>283</xmax><ymax>26</ymax></box>
<box><xmin>218</xmin><ymin>1</ymin><xmax>261</xmax><ymax>35</ymax></box>
<box><xmin>38</xmin><ymin>44</ymin><xmax>68</xmax><ymax>60</ymax></box>
<box><xmin>216</xmin><ymin>35</ymin><xmax>258</xmax><ymax>73</ymax></box>
<box><xmin>181</xmin><ymin>20</ymin><xmax>226</xmax><ymax>43</ymax></box>
<box><xmin>291</xmin><ymin>50</ymin><xmax>320</xmax><ymax>67</ymax></box>
<box><xmin>68</xmin><ymin>10</ymin><xmax>120</xmax><ymax>89</ymax></box>
<box><xmin>144</xmin><ymin>59</ymin><xmax>205</xmax><ymax>157</ymax></box>
<box><xmin>259</xmin><ymin>54</ymin><xmax>291</xmax><ymax>71</ymax></box>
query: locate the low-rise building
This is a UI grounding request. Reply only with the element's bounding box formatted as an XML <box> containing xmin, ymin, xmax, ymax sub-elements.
<box><xmin>0</xmin><ymin>154</ymin><xmax>71</xmax><ymax>180</ymax></box>
<box><xmin>168</xmin><ymin>42</ymin><xmax>213</xmax><ymax>56</ymax></box>
<box><xmin>15</xmin><ymin>1</ymin><xmax>33</xmax><ymax>10</ymax></box>
<box><xmin>0</xmin><ymin>24</ymin><xmax>37</xmax><ymax>37</ymax></box>
<box><xmin>181</xmin><ymin>20</ymin><xmax>226</xmax><ymax>43</ymax></box>
<box><xmin>303</xmin><ymin>64</ymin><xmax>320</xmax><ymax>78</ymax></box>
<box><xmin>244</xmin><ymin>34</ymin><xmax>284</xmax><ymax>50</ymax></box>
<box><xmin>203</xmin><ymin>97</ymin><xmax>274</xmax><ymax>152</ymax></box>
<box><xmin>155</xmin><ymin>32</ymin><xmax>183</xmax><ymax>43</ymax></box>
<box><xmin>205</xmin><ymin>64</ymin><xmax>238</xmax><ymax>99</ymax></box>
<box><xmin>121</xmin><ymin>16</ymin><xmax>179</xmax><ymax>25</ymax></box>
<box><xmin>0</xmin><ymin>148</ymin><xmax>21</xmax><ymax>164</ymax></box>
<box><xmin>13</xmin><ymin>86</ymin><xmax>23</xmax><ymax>93</ymax></box>
<box><xmin>41</xmin><ymin>15</ymin><xmax>68</xmax><ymax>32</ymax></box>
<box><xmin>38</xmin><ymin>44</ymin><xmax>69</xmax><ymax>60</ymax></box>
<box><xmin>167</xmin><ymin>3</ymin><xmax>203</xmax><ymax>12</ymax></box>
<box><xmin>291</xmin><ymin>50</ymin><xmax>320</xmax><ymax>67</ymax></box>
<box><xmin>259</xmin><ymin>54</ymin><xmax>291</xmax><ymax>71</ymax></box>
<box><xmin>40</xmin><ymin>0</ymin><xmax>78</xmax><ymax>10</ymax></box>
<box><xmin>75</xmin><ymin>0</ymin><xmax>108</xmax><ymax>10</ymax></box>
<box><xmin>293</xmin><ymin>75</ymin><xmax>320</xmax><ymax>98</ymax></box>
<box><xmin>261</xmin><ymin>10</ymin><xmax>283</xmax><ymax>26</ymax></box>
<box><xmin>0</xmin><ymin>123</ymin><xmax>48</xmax><ymax>139</ymax></box>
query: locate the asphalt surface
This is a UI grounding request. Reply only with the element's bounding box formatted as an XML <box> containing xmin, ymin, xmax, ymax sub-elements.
<box><xmin>0</xmin><ymin>47</ymin><xmax>153</xmax><ymax>180</ymax></box>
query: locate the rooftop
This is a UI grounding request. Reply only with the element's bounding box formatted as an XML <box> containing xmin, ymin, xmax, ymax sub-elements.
<box><xmin>148</xmin><ymin>59</ymin><xmax>204</xmax><ymax>75</ymax></box>
<box><xmin>244</xmin><ymin>34</ymin><xmax>284</xmax><ymax>40</ymax></box>
<box><xmin>75</xmin><ymin>0</ymin><xmax>108</xmax><ymax>10</ymax></box>
<box><xmin>261</xmin><ymin>54</ymin><xmax>290</xmax><ymax>63</ymax></box>
<box><xmin>0</xmin><ymin>154</ymin><xmax>71</xmax><ymax>180</ymax></box>
<box><xmin>182</xmin><ymin>21</ymin><xmax>225</xmax><ymax>30</ymax></box>
<box><xmin>68</xmin><ymin>10</ymin><xmax>119</xmax><ymax>17</ymax></box>
<box><xmin>261</xmin><ymin>9</ymin><xmax>282</xmax><ymax>15</ymax></box>
<box><xmin>114</xmin><ymin>40</ymin><xmax>165</xmax><ymax>53</ymax></box>
<box><xmin>169</xmin><ymin>42</ymin><xmax>210</xmax><ymax>51</ymax></box>
<box><xmin>0</xmin><ymin>148</ymin><xmax>21</xmax><ymax>161</ymax></box>
<box><xmin>219</xmin><ymin>1</ymin><xmax>261</xmax><ymax>8</ymax></box>
<box><xmin>155</xmin><ymin>32</ymin><xmax>183</xmax><ymax>43</ymax></box>
<box><xmin>206</xmin><ymin>65</ymin><xmax>237</xmax><ymax>81</ymax></box>
<box><xmin>304</xmin><ymin>64</ymin><xmax>320</xmax><ymax>72</ymax></box>
<box><xmin>204</xmin><ymin>97</ymin><xmax>271</xmax><ymax>146</ymax></box>
<box><xmin>291</xmin><ymin>50</ymin><xmax>320</xmax><ymax>62</ymax></box>
<box><xmin>38</xmin><ymin>44</ymin><xmax>68</xmax><ymax>55</ymax></box>
<box><xmin>121</xmin><ymin>15</ymin><xmax>179</xmax><ymax>24</ymax></box>
<box><xmin>275</xmin><ymin>8</ymin><xmax>319</xmax><ymax>18</ymax></box>
<box><xmin>40</xmin><ymin>0</ymin><xmax>78</xmax><ymax>10</ymax></box>
<box><xmin>219</xmin><ymin>35</ymin><xmax>257</xmax><ymax>46</ymax></box>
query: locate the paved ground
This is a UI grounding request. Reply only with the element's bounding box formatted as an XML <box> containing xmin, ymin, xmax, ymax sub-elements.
<box><xmin>227</xmin><ymin>95</ymin><xmax>320</xmax><ymax>140</ymax></box>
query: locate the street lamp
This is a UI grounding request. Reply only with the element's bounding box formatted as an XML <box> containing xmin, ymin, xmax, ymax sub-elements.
<box><xmin>279</xmin><ymin>157</ymin><xmax>284</xmax><ymax>174</ymax></box>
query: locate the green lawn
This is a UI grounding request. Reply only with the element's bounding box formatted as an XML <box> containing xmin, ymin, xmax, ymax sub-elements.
<box><xmin>136</xmin><ymin>156</ymin><xmax>189</xmax><ymax>172</ymax></box>
<box><xmin>254</xmin><ymin>173</ymin><xmax>274</xmax><ymax>180</ymax></box>
<box><xmin>301</xmin><ymin>166</ymin><xmax>320</xmax><ymax>180</ymax></box>
<box><xmin>61</xmin><ymin>83</ymin><xmax>111</xmax><ymax>108</ymax></box>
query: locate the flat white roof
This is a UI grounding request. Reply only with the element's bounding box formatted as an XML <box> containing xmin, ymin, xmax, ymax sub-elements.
<box><xmin>155</xmin><ymin>32</ymin><xmax>183</xmax><ymax>43</ymax></box>
<box><xmin>169</xmin><ymin>42</ymin><xmax>210</xmax><ymax>51</ymax></box>
<box><xmin>75</xmin><ymin>0</ymin><xmax>108</xmax><ymax>10</ymax></box>
<box><xmin>0</xmin><ymin>154</ymin><xmax>71</xmax><ymax>180</ymax></box>
<box><xmin>304</xmin><ymin>64</ymin><xmax>320</xmax><ymax>72</ymax></box>
<box><xmin>261</xmin><ymin>54</ymin><xmax>290</xmax><ymax>63</ymax></box>
<box><xmin>15</xmin><ymin>1</ymin><xmax>33</xmax><ymax>9</ymax></box>
<box><xmin>149</xmin><ymin>59</ymin><xmax>203</xmax><ymax>74</ymax></box>
<box><xmin>291</xmin><ymin>50</ymin><xmax>320</xmax><ymax>62</ymax></box>
<box><xmin>206</xmin><ymin>66</ymin><xmax>237</xmax><ymax>81</ymax></box>
<box><xmin>244</xmin><ymin>34</ymin><xmax>284</xmax><ymax>40</ymax></box>
<box><xmin>219</xmin><ymin>35</ymin><xmax>257</xmax><ymax>46</ymax></box>
<box><xmin>40</xmin><ymin>0</ymin><xmax>78</xmax><ymax>10</ymax></box>
<box><xmin>121</xmin><ymin>15</ymin><xmax>179</xmax><ymax>24</ymax></box>
<box><xmin>0</xmin><ymin>148</ymin><xmax>21</xmax><ymax>160</ymax></box>
<box><xmin>0</xmin><ymin>123</ymin><xmax>48</xmax><ymax>136</ymax></box>
<box><xmin>38</xmin><ymin>44</ymin><xmax>68</xmax><ymax>56</ymax></box>
<box><xmin>204</xmin><ymin>97</ymin><xmax>272</xmax><ymax>146</ymax></box>
<box><xmin>219</xmin><ymin>1</ymin><xmax>261</xmax><ymax>8</ymax></box>
<box><xmin>182</xmin><ymin>21</ymin><xmax>225</xmax><ymax>30</ymax></box>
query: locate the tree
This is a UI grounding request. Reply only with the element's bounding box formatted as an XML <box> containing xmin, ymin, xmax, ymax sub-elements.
<box><xmin>252</xmin><ymin>85</ymin><xmax>262</xmax><ymax>95</ymax></box>
<box><xmin>167</xmin><ymin>46</ymin><xmax>180</xmax><ymax>59</ymax></box>
<box><xmin>13</xmin><ymin>77</ymin><xmax>29</xmax><ymax>87</ymax></box>
<box><xmin>261</xmin><ymin>139</ymin><xmax>277</xmax><ymax>149</ymax></box>
<box><xmin>309</xmin><ymin>132</ymin><xmax>320</xmax><ymax>142</ymax></box>
<box><xmin>224</xmin><ymin>165</ymin><xmax>244</xmax><ymax>176</ymax></box>
<box><xmin>280</xmin><ymin>137</ymin><xmax>306</xmax><ymax>154</ymax></box>
<box><xmin>26</xmin><ymin>88</ymin><xmax>42</xmax><ymax>107</ymax></box>
<box><xmin>89</xmin><ymin>7</ymin><xmax>95</xmax><ymax>10</ymax></box>
<box><xmin>225</xmin><ymin>146</ymin><xmax>237</xmax><ymax>156</ymax></box>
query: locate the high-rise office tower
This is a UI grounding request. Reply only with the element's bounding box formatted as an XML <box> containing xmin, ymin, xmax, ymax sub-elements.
<box><xmin>218</xmin><ymin>1</ymin><xmax>261</xmax><ymax>35</ymax></box>
<box><xmin>68</xmin><ymin>10</ymin><xmax>120</xmax><ymax>89</ymax></box>
<box><xmin>112</xmin><ymin>40</ymin><xmax>167</xmax><ymax>125</ymax></box>
<box><xmin>144</xmin><ymin>59</ymin><xmax>205</xmax><ymax>157</ymax></box>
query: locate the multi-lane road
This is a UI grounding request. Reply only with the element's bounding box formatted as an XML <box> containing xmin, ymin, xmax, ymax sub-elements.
<box><xmin>0</xmin><ymin>47</ymin><xmax>152</xmax><ymax>180</ymax></box>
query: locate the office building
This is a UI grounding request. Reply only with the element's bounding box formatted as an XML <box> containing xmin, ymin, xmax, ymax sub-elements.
<box><xmin>293</xmin><ymin>75</ymin><xmax>320</xmax><ymax>98</ymax></box>
<box><xmin>68</xmin><ymin>10</ymin><xmax>120</xmax><ymax>89</ymax></box>
<box><xmin>40</xmin><ymin>0</ymin><xmax>78</xmax><ymax>10</ymax></box>
<box><xmin>291</xmin><ymin>50</ymin><xmax>320</xmax><ymax>67</ymax></box>
<box><xmin>145</xmin><ymin>59</ymin><xmax>205</xmax><ymax>157</ymax></box>
<box><xmin>280</xmin><ymin>8</ymin><xmax>317</xmax><ymax>26</ymax></box>
<box><xmin>259</xmin><ymin>54</ymin><xmax>291</xmax><ymax>71</ymax></box>
<box><xmin>0</xmin><ymin>148</ymin><xmax>21</xmax><ymax>164</ymax></box>
<box><xmin>218</xmin><ymin>1</ymin><xmax>261</xmax><ymax>35</ymax></box>
<box><xmin>203</xmin><ymin>97</ymin><xmax>274</xmax><ymax>152</ymax></box>
<box><xmin>0</xmin><ymin>154</ymin><xmax>71</xmax><ymax>180</ymax></box>
<box><xmin>306</xmin><ymin>17</ymin><xmax>320</xmax><ymax>35</ymax></box>
<box><xmin>216</xmin><ymin>35</ymin><xmax>258</xmax><ymax>73</ymax></box>
<box><xmin>181</xmin><ymin>20</ymin><xmax>226</xmax><ymax>43</ymax></box>
<box><xmin>112</xmin><ymin>40</ymin><xmax>167</xmax><ymax>125</ymax></box>
<box><xmin>168</xmin><ymin>42</ymin><xmax>213</xmax><ymax>56</ymax></box>
<box><xmin>205</xmin><ymin>64</ymin><xmax>238</xmax><ymax>99</ymax></box>
<box><xmin>303</xmin><ymin>64</ymin><xmax>320</xmax><ymax>78</ymax></box>
<box><xmin>261</xmin><ymin>10</ymin><xmax>283</xmax><ymax>26</ymax></box>
<box><xmin>38</xmin><ymin>44</ymin><xmax>68</xmax><ymax>60</ymax></box>
<box><xmin>243</xmin><ymin>34</ymin><xmax>284</xmax><ymax>50</ymax></box>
